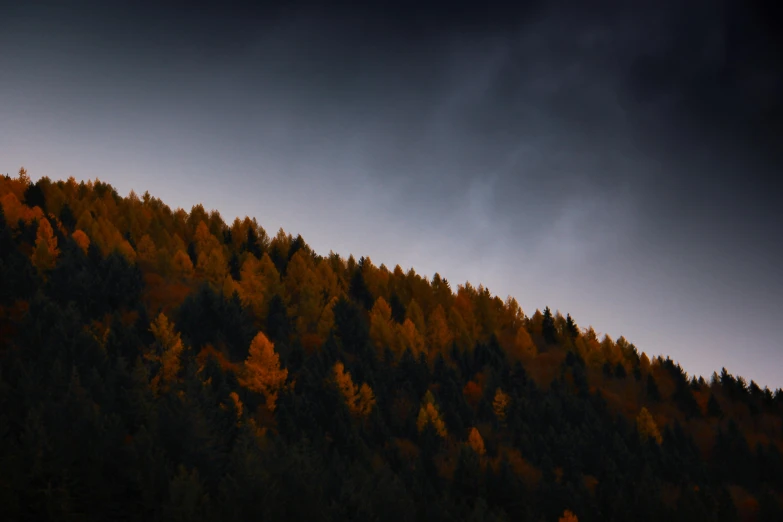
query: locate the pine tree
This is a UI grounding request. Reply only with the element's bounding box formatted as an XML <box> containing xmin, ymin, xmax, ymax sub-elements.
<box><xmin>542</xmin><ymin>306</ymin><xmax>557</xmax><ymax>344</ymax></box>
<box><xmin>566</xmin><ymin>314</ymin><xmax>579</xmax><ymax>338</ymax></box>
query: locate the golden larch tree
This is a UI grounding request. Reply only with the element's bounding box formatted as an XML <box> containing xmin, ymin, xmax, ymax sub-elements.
<box><xmin>136</xmin><ymin>234</ymin><xmax>158</xmax><ymax>269</ymax></box>
<box><xmin>510</xmin><ymin>326</ymin><xmax>537</xmax><ymax>363</ymax></box>
<box><xmin>447</xmin><ymin>307</ymin><xmax>473</xmax><ymax>353</ymax></box>
<box><xmin>316</xmin><ymin>295</ymin><xmax>339</xmax><ymax>341</ymax></box>
<box><xmin>147</xmin><ymin>313</ymin><xmax>185</xmax><ymax>393</ymax></box>
<box><xmin>72</xmin><ymin>229</ymin><xmax>91</xmax><ymax>254</ymax></box>
<box><xmin>32</xmin><ymin>217</ymin><xmax>60</xmax><ymax>273</ymax></box>
<box><xmin>238</xmin><ymin>253</ymin><xmax>281</xmax><ymax>322</ymax></box>
<box><xmin>284</xmin><ymin>250</ymin><xmax>321</xmax><ymax>333</ymax></box>
<box><xmin>467</xmin><ymin>427</ymin><xmax>486</xmax><ymax>457</ymax></box>
<box><xmin>229</xmin><ymin>391</ymin><xmax>244</xmax><ymax>421</ymax></box>
<box><xmin>172</xmin><ymin>250</ymin><xmax>195</xmax><ymax>279</ymax></box>
<box><xmin>417</xmin><ymin>390</ymin><xmax>447</xmax><ymax>438</ymax></box>
<box><xmin>222</xmin><ymin>274</ymin><xmax>240</xmax><ymax>298</ymax></box>
<box><xmin>369</xmin><ymin>297</ymin><xmax>396</xmax><ymax>355</ymax></box>
<box><xmin>426</xmin><ymin>304</ymin><xmax>453</xmax><ymax>363</ymax></box>
<box><xmin>1</xmin><ymin>192</ymin><xmax>44</xmax><ymax>228</ymax></box>
<box><xmin>239</xmin><ymin>331</ymin><xmax>288</xmax><ymax>411</ymax></box>
<box><xmin>559</xmin><ymin>510</ymin><xmax>578</xmax><ymax>522</ymax></box>
<box><xmin>333</xmin><ymin>361</ymin><xmax>376</xmax><ymax>418</ymax></box>
<box><xmin>406</xmin><ymin>299</ymin><xmax>426</xmax><ymax>336</ymax></box>
<box><xmin>397</xmin><ymin>318</ymin><xmax>425</xmax><ymax>358</ymax></box>
<box><xmin>493</xmin><ymin>388</ymin><xmax>511</xmax><ymax>425</ymax></box>
<box><xmin>636</xmin><ymin>407</ymin><xmax>662</xmax><ymax>444</ymax></box>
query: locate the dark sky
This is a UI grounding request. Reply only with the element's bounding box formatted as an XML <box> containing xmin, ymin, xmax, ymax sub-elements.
<box><xmin>2</xmin><ymin>0</ymin><xmax>782</xmax><ymax>387</ymax></box>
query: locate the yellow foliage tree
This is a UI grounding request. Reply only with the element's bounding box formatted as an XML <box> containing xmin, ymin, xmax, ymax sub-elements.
<box><xmin>316</xmin><ymin>296</ymin><xmax>339</xmax><ymax>340</ymax></box>
<box><xmin>640</xmin><ymin>352</ymin><xmax>651</xmax><ymax>375</ymax></box>
<box><xmin>397</xmin><ymin>318</ymin><xmax>425</xmax><ymax>358</ymax></box>
<box><xmin>559</xmin><ymin>510</ymin><xmax>578</xmax><ymax>522</ymax></box>
<box><xmin>416</xmin><ymin>390</ymin><xmax>447</xmax><ymax>438</ymax></box>
<box><xmin>448</xmin><ymin>307</ymin><xmax>473</xmax><ymax>352</ymax></box>
<box><xmin>172</xmin><ymin>250</ymin><xmax>195</xmax><ymax>279</ymax></box>
<box><xmin>467</xmin><ymin>427</ymin><xmax>486</xmax><ymax>457</ymax></box>
<box><xmin>636</xmin><ymin>407</ymin><xmax>662</xmax><ymax>444</ymax></box>
<box><xmin>136</xmin><ymin>234</ymin><xmax>158</xmax><ymax>268</ymax></box>
<box><xmin>510</xmin><ymin>326</ymin><xmax>537</xmax><ymax>362</ymax></box>
<box><xmin>492</xmin><ymin>388</ymin><xmax>511</xmax><ymax>425</ymax></box>
<box><xmin>32</xmin><ymin>217</ymin><xmax>60</xmax><ymax>273</ymax></box>
<box><xmin>238</xmin><ymin>253</ymin><xmax>281</xmax><ymax>323</ymax></box>
<box><xmin>239</xmin><ymin>331</ymin><xmax>288</xmax><ymax>411</ymax></box>
<box><xmin>222</xmin><ymin>274</ymin><xmax>240</xmax><ymax>298</ymax></box>
<box><xmin>72</xmin><ymin>229</ymin><xmax>91</xmax><ymax>254</ymax></box>
<box><xmin>369</xmin><ymin>297</ymin><xmax>395</xmax><ymax>354</ymax></box>
<box><xmin>117</xmin><ymin>239</ymin><xmax>137</xmax><ymax>263</ymax></box>
<box><xmin>426</xmin><ymin>304</ymin><xmax>453</xmax><ymax>363</ymax></box>
<box><xmin>1</xmin><ymin>192</ymin><xmax>44</xmax><ymax>228</ymax></box>
<box><xmin>147</xmin><ymin>313</ymin><xmax>185</xmax><ymax>393</ymax></box>
<box><xmin>406</xmin><ymin>299</ymin><xmax>426</xmax><ymax>336</ymax></box>
<box><xmin>229</xmin><ymin>391</ymin><xmax>244</xmax><ymax>420</ymax></box>
<box><xmin>197</xmin><ymin>248</ymin><xmax>227</xmax><ymax>287</ymax></box>
<box><xmin>284</xmin><ymin>250</ymin><xmax>321</xmax><ymax>333</ymax></box>
<box><xmin>333</xmin><ymin>361</ymin><xmax>376</xmax><ymax>418</ymax></box>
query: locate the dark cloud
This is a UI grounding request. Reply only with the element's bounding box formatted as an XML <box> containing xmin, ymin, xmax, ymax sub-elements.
<box><xmin>1</xmin><ymin>0</ymin><xmax>782</xmax><ymax>386</ymax></box>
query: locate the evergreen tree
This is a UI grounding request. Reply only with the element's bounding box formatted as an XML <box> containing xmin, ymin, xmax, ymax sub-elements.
<box><xmin>542</xmin><ymin>306</ymin><xmax>557</xmax><ymax>344</ymax></box>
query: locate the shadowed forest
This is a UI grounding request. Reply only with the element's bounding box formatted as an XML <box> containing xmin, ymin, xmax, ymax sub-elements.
<box><xmin>1</xmin><ymin>168</ymin><xmax>782</xmax><ymax>521</ymax></box>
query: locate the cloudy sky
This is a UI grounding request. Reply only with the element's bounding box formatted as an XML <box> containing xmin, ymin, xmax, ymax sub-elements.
<box><xmin>2</xmin><ymin>0</ymin><xmax>782</xmax><ymax>387</ymax></box>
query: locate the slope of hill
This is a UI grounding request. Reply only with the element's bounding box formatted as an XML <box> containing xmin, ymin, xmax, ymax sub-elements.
<box><xmin>1</xmin><ymin>168</ymin><xmax>782</xmax><ymax>521</ymax></box>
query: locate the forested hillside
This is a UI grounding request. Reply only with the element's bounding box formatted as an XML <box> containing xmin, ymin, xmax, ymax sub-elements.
<box><xmin>1</xmin><ymin>168</ymin><xmax>782</xmax><ymax>521</ymax></box>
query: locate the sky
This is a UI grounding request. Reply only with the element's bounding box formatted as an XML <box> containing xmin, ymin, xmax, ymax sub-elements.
<box><xmin>2</xmin><ymin>0</ymin><xmax>782</xmax><ymax>388</ymax></box>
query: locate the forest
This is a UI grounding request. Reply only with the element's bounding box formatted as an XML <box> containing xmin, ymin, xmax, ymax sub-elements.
<box><xmin>1</xmin><ymin>168</ymin><xmax>782</xmax><ymax>521</ymax></box>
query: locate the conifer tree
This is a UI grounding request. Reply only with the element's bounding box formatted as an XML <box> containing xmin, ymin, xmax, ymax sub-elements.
<box><xmin>239</xmin><ymin>331</ymin><xmax>288</xmax><ymax>411</ymax></box>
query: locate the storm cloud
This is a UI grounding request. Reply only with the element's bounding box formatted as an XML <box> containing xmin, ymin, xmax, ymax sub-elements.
<box><xmin>1</xmin><ymin>0</ymin><xmax>781</xmax><ymax>386</ymax></box>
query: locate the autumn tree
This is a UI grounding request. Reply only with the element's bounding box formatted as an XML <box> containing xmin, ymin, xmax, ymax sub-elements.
<box><xmin>396</xmin><ymin>318</ymin><xmax>426</xmax><ymax>359</ymax></box>
<box><xmin>426</xmin><ymin>304</ymin><xmax>453</xmax><ymax>364</ymax></box>
<box><xmin>369</xmin><ymin>297</ymin><xmax>396</xmax><ymax>355</ymax></box>
<box><xmin>467</xmin><ymin>426</ymin><xmax>486</xmax><ymax>457</ymax></box>
<box><xmin>406</xmin><ymin>299</ymin><xmax>426</xmax><ymax>336</ymax></box>
<box><xmin>510</xmin><ymin>325</ymin><xmax>537</xmax><ymax>362</ymax></box>
<box><xmin>333</xmin><ymin>361</ymin><xmax>376</xmax><ymax>418</ymax></box>
<box><xmin>146</xmin><ymin>312</ymin><xmax>185</xmax><ymax>393</ymax></box>
<box><xmin>72</xmin><ymin>229</ymin><xmax>91</xmax><ymax>254</ymax></box>
<box><xmin>238</xmin><ymin>253</ymin><xmax>281</xmax><ymax>324</ymax></box>
<box><xmin>492</xmin><ymin>388</ymin><xmax>511</xmax><ymax>426</ymax></box>
<box><xmin>172</xmin><ymin>249</ymin><xmax>195</xmax><ymax>279</ymax></box>
<box><xmin>417</xmin><ymin>390</ymin><xmax>447</xmax><ymax>438</ymax></box>
<box><xmin>284</xmin><ymin>250</ymin><xmax>321</xmax><ymax>333</ymax></box>
<box><xmin>559</xmin><ymin>510</ymin><xmax>578</xmax><ymax>522</ymax></box>
<box><xmin>32</xmin><ymin>217</ymin><xmax>59</xmax><ymax>273</ymax></box>
<box><xmin>193</xmin><ymin>221</ymin><xmax>227</xmax><ymax>286</ymax></box>
<box><xmin>636</xmin><ymin>407</ymin><xmax>662</xmax><ymax>444</ymax></box>
<box><xmin>136</xmin><ymin>234</ymin><xmax>157</xmax><ymax>269</ymax></box>
<box><xmin>239</xmin><ymin>331</ymin><xmax>288</xmax><ymax>411</ymax></box>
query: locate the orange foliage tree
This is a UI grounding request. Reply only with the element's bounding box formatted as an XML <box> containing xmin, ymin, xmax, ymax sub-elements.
<box><xmin>636</xmin><ymin>407</ymin><xmax>663</xmax><ymax>444</ymax></box>
<box><xmin>559</xmin><ymin>509</ymin><xmax>578</xmax><ymax>522</ymax></box>
<box><xmin>493</xmin><ymin>388</ymin><xmax>511</xmax><ymax>426</ymax></box>
<box><xmin>146</xmin><ymin>313</ymin><xmax>185</xmax><ymax>393</ymax></box>
<box><xmin>417</xmin><ymin>390</ymin><xmax>447</xmax><ymax>438</ymax></box>
<box><xmin>72</xmin><ymin>229</ymin><xmax>91</xmax><ymax>254</ymax></box>
<box><xmin>32</xmin><ymin>217</ymin><xmax>60</xmax><ymax>274</ymax></box>
<box><xmin>239</xmin><ymin>331</ymin><xmax>288</xmax><ymax>411</ymax></box>
<box><xmin>467</xmin><ymin>427</ymin><xmax>486</xmax><ymax>457</ymax></box>
<box><xmin>333</xmin><ymin>361</ymin><xmax>376</xmax><ymax>418</ymax></box>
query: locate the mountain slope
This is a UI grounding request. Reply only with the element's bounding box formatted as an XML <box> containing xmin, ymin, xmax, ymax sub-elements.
<box><xmin>1</xmin><ymin>169</ymin><xmax>782</xmax><ymax>521</ymax></box>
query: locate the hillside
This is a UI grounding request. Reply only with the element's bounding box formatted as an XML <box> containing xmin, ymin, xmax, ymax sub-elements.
<box><xmin>1</xmin><ymin>168</ymin><xmax>782</xmax><ymax>522</ymax></box>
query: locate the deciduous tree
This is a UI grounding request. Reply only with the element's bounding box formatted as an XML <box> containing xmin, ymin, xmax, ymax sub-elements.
<box><xmin>239</xmin><ymin>331</ymin><xmax>288</xmax><ymax>411</ymax></box>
